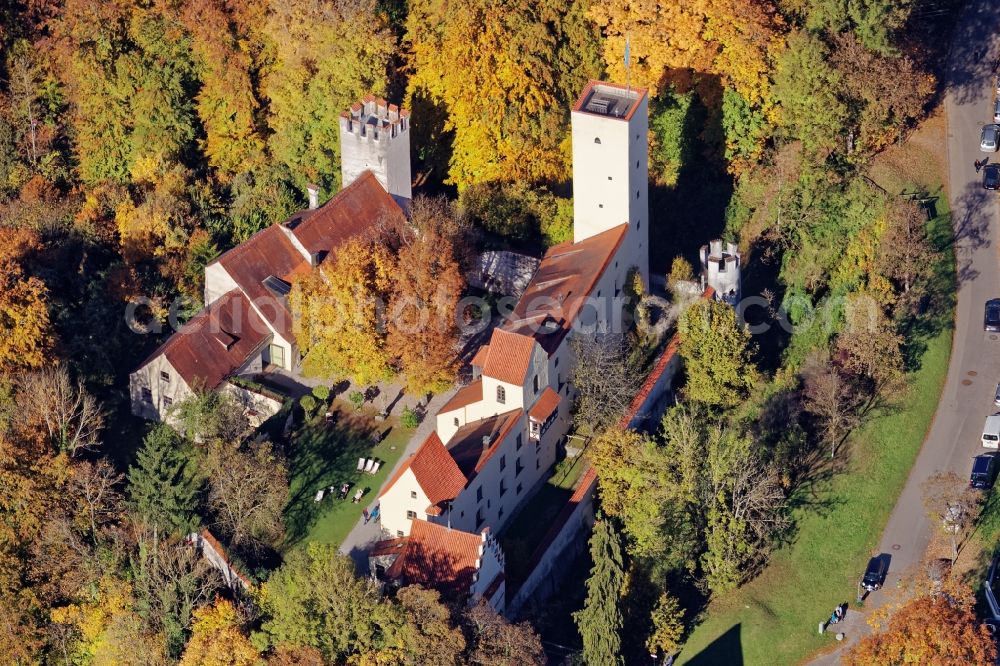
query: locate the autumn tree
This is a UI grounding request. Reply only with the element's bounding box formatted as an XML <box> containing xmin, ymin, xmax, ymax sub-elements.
<box><xmin>801</xmin><ymin>351</ymin><xmax>860</xmax><ymax>458</ymax></box>
<box><xmin>0</xmin><ymin>226</ymin><xmax>52</xmax><ymax>370</ymax></box>
<box><xmin>406</xmin><ymin>0</ymin><xmax>568</xmax><ymax>188</ymax></box>
<box><xmin>570</xmin><ymin>333</ymin><xmax>645</xmax><ymax>434</ymax></box>
<box><xmin>845</xmin><ymin>585</ymin><xmax>996</xmax><ymax>665</ymax></box>
<box><xmin>170</xmin><ymin>390</ymin><xmax>249</xmax><ymax>444</ymax></box>
<box><xmin>394</xmin><ymin>586</ymin><xmax>467</xmax><ymax>666</ymax></box>
<box><xmin>575</xmin><ymin>519</ymin><xmax>626</xmax><ymax>666</ymax></box>
<box><xmin>127</xmin><ymin>425</ymin><xmax>202</xmax><ymax>537</ymax></box>
<box><xmin>677</xmin><ymin>298</ymin><xmax>759</xmax><ymax>409</ymax></box>
<box><xmin>835</xmin><ymin>296</ymin><xmax>905</xmax><ymax>409</ymax></box>
<box><xmin>204</xmin><ymin>438</ymin><xmax>288</xmax><ymax>551</ymax></box>
<box><xmin>263</xmin><ymin>0</ymin><xmax>395</xmax><ymax>192</ymax></box>
<box><xmin>17</xmin><ymin>365</ymin><xmax>104</xmax><ymax>456</ymax></box>
<box><xmin>877</xmin><ymin>198</ymin><xmax>935</xmax><ymax>312</ymax></box>
<box><xmin>179</xmin><ymin>599</ymin><xmax>260</xmax><ymax>666</ymax></box>
<box><xmin>921</xmin><ymin>472</ymin><xmax>981</xmax><ymax>562</ymax></box>
<box><xmin>258</xmin><ymin>543</ymin><xmax>397</xmax><ymax>662</ymax></box>
<box><xmin>773</xmin><ymin>31</ymin><xmax>846</xmax><ymax>155</ymax></box>
<box><xmin>292</xmin><ymin>236</ymin><xmax>396</xmax><ymax>386</ymax></box>
<box><xmin>646</xmin><ymin>592</ymin><xmax>685</xmax><ymax>660</ymax></box>
<box><xmin>460</xmin><ymin>602</ymin><xmax>545</xmax><ymax>666</ymax></box>
<box><xmin>386</xmin><ymin>196</ymin><xmax>464</xmax><ymax>395</ymax></box>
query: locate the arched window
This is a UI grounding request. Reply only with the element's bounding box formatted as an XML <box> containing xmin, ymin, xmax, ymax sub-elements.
<box><xmin>497</xmin><ymin>386</ymin><xmax>506</xmax><ymax>404</ymax></box>
<box><xmin>594</xmin><ymin>137</ymin><xmax>602</xmax><ymax>144</ymax></box>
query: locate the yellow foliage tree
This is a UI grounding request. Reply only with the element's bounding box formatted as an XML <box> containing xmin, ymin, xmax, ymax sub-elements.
<box><xmin>0</xmin><ymin>227</ymin><xmax>51</xmax><ymax>370</ymax></box>
<box><xmin>179</xmin><ymin>599</ymin><xmax>260</xmax><ymax>666</ymax></box>
<box><xmin>291</xmin><ymin>237</ymin><xmax>396</xmax><ymax>386</ymax></box>
<box><xmin>406</xmin><ymin>0</ymin><xmax>568</xmax><ymax>188</ymax></box>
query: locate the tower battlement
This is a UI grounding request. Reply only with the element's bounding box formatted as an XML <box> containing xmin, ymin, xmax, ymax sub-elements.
<box><xmin>339</xmin><ymin>94</ymin><xmax>412</xmax><ymax>207</ymax></box>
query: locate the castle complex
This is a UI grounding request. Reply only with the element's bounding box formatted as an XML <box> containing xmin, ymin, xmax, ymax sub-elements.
<box><xmin>129</xmin><ymin>80</ymin><xmax>652</xmax><ymax>612</ymax></box>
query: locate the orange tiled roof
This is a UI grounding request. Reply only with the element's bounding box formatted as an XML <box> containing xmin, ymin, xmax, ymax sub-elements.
<box><xmin>439</xmin><ymin>380</ymin><xmax>483</xmax><ymax>413</ymax></box>
<box><xmin>446</xmin><ymin>409</ymin><xmax>524</xmax><ymax>477</ymax></box>
<box><xmin>382</xmin><ymin>519</ymin><xmax>484</xmax><ymax>598</ymax></box>
<box><xmin>504</xmin><ymin>224</ymin><xmax>628</xmax><ymax>355</ymax></box>
<box><xmin>480</xmin><ymin>329</ymin><xmax>537</xmax><ymax>385</ymax></box>
<box><xmin>470</xmin><ymin>345</ymin><xmax>490</xmax><ymax>367</ymax></box>
<box><xmin>378</xmin><ymin>432</ymin><xmax>467</xmax><ymax>507</ymax></box>
<box><xmin>136</xmin><ymin>290</ymin><xmax>271</xmax><ymax>390</ymax></box>
<box><xmin>528</xmin><ymin>387</ymin><xmax>561</xmax><ymax>423</ymax></box>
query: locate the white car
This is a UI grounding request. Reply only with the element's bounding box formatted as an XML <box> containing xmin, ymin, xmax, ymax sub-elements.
<box><xmin>983</xmin><ymin>124</ymin><xmax>1000</xmax><ymax>152</ymax></box>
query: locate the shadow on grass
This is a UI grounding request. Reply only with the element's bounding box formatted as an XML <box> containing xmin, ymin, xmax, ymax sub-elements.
<box><xmin>684</xmin><ymin>624</ymin><xmax>743</xmax><ymax>666</ymax></box>
<box><xmin>283</xmin><ymin>408</ymin><xmax>381</xmax><ymax>544</ymax></box>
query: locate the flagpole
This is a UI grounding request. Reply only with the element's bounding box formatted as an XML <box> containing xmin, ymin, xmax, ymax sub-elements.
<box><xmin>625</xmin><ymin>33</ymin><xmax>631</xmax><ymax>96</ymax></box>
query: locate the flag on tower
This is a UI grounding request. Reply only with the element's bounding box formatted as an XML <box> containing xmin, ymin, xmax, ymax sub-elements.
<box><xmin>624</xmin><ymin>34</ymin><xmax>631</xmax><ymax>68</ymax></box>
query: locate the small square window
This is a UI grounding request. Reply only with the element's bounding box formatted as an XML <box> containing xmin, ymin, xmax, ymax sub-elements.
<box><xmin>637</xmin><ymin>220</ymin><xmax>641</xmax><ymax>229</ymax></box>
<box><xmin>454</xmin><ymin>417</ymin><xmax>459</xmax><ymax>427</ymax></box>
<box><xmin>500</xmin><ymin>455</ymin><xmax>506</xmax><ymax>471</ymax></box>
<box><xmin>397</xmin><ymin>530</ymin><xmax>404</xmax><ymax>537</ymax></box>
<box><xmin>636</xmin><ymin>160</ymin><xmax>640</xmax><ymax>169</ymax></box>
<box><xmin>607</xmin><ymin>176</ymin><xmax>612</xmax><ymax>180</ymax></box>
<box><xmin>554</xmin><ymin>356</ymin><xmax>560</xmax><ymax>368</ymax></box>
<box><xmin>141</xmin><ymin>388</ymin><xmax>152</xmax><ymax>403</ymax></box>
<box><xmin>406</xmin><ymin>510</ymin><xmax>417</xmax><ymax>519</ymax></box>
<box><xmin>517</xmin><ymin>482</ymin><xmax>523</xmax><ymax>495</ymax></box>
<box><xmin>497</xmin><ymin>386</ymin><xmax>506</xmax><ymax>404</ymax></box>
<box><xmin>594</xmin><ymin>137</ymin><xmax>601</xmax><ymax>144</ymax></box>
<box><xmin>160</xmin><ymin>371</ymin><xmax>170</xmax><ymax>383</ymax></box>
<box><xmin>410</xmin><ymin>491</ymin><xmax>417</xmax><ymax>499</ymax></box>
<box><xmin>460</xmin><ymin>511</ymin><xmax>465</xmax><ymax>518</ymax></box>
<box><xmin>499</xmin><ymin>506</ymin><xmax>504</xmax><ymax>519</ymax></box>
<box><xmin>598</xmin><ymin>204</ymin><xmax>603</xmax><ymax>209</ymax></box>
<box><xmin>162</xmin><ymin>396</ymin><xmax>173</xmax><ymax>407</ymax></box>
<box><xmin>476</xmin><ymin>486</ymin><xmax>483</xmax><ymax>502</ymax></box>
<box><xmin>516</xmin><ymin>433</ymin><xmax>523</xmax><ymax>450</ymax></box>
<box><xmin>636</xmin><ymin>190</ymin><xmax>640</xmax><ymax>199</ymax></box>
<box><xmin>536</xmin><ymin>459</ymin><xmax>540</xmax><ymax>469</ymax></box>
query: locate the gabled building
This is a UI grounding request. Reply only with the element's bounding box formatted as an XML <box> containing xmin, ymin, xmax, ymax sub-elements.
<box><xmin>376</xmin><ymin>80</ymin><xmax>650</xmax><ymax>546</ymax></box>
<box><xmin>130</xmin><ymin>98</ymin><xmax>411</xmax><ymax>422</ymax></box>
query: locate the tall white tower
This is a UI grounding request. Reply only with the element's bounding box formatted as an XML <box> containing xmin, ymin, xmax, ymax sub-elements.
<box><xmin>571</xmin><ymin>81</ymin><xmax>649</xmax><ymax>285</ymax></box>
<box><xmin>339</xmin><ymin>95</ymin><xmax>412</xmax><ymax>208</ymax></box>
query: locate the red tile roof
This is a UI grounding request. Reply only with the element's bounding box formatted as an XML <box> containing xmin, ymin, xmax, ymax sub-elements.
<box><xmin>382</xmin><ymin>520</ymin><xmax>484</xmax><ymax>598</ymax></box>
<box><xmin>480</xmin><ymin>329</ymin><xmax>537</xmax><ymax>385</ymax></box>
<box><xmin>439</xmin><ymin>380</ymin><xmax>483</xmax><ymax>413</ymax></box>
<box><xmin>207</xmin><ymin>170</ymin><xmax>404</xmax><ymax>344</ymax></box>
<box><xmin>137</xmin><ymin>290</ymin><xmax>270</xmax><ymax>390</ymax></box>
<box><xmin>447</xmin><ymin>409</ymin><xmax>524</xmax><ymax>477</ymax></box>
<box><xmin>528</xmin><ymin>387</ymin><xmax>561</xmax><ymax>422</ymax></box>
<box><xmin>470</xmin><ymin>345</ymin><xmax>490</xmax><ymax>368</ymax></box>
<box><xmin>378</xmin><ymin>432</ymin><xmax>467</xmax><ymax>509</ymax></box>
<box><xmin>505</xmin><ymin>224</ymin><xmax>628</xmax><ymax>355</ymax></box>
<box><xmin>289</xmin><ymin>171</ymin><xmax>405</xmax><ymax>256</ymax></box>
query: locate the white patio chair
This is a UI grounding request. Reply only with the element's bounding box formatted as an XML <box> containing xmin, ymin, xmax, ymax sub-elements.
<box><xmin>369</xmin><ymin>461</ymin><xmax>381</xmax><ymax>475</ymax></box>
<box><xmin>314</xmin><ymin>489</ymin><xmax>325</xmax><ymax>502</ymax></box>
<box><xmin>364</xmin><ymin>458</ymin><xmax>376</xmax><ymax>473</ymax></box>
<box><xmin>357</xmin><ymin>457</ymin><xmax>367</xmax><ymax>471</ymax></box>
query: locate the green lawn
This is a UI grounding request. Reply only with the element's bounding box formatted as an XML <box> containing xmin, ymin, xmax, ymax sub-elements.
<box><xmin>500</xmin><ymin>454</ymin><xmax>589</xmax><ymax>584</ymax></box>
<box><xmin>283</xmin><ymin>402</ymin><xmax>414</xmax><ymax>550</ymax></box>
<box><xmin>677</xmin><ymin>188</ymin><xmax>955</xmax><ymax>665</ymax></box>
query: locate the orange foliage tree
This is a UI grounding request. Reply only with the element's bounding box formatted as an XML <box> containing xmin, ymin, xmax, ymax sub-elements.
<box><xmin>0</xmin><ymin>227</ymin><xmax>51</xmax><ymax>370</ymax></box>
<box><xmin>845</xmin><ymin>585</ymin><xmax>997</xmax><ymax>665</ymax></box>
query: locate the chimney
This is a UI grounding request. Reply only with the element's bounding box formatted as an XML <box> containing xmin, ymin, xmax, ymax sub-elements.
<box><xmin>482</xmin><ymin>435</ymin><xmax>491</xmax><ymax>449</ymax></box>
<box><xmin>307</xmin><ymin>184</ymin><xmax>319</xmax><ymax>210</ymax></box>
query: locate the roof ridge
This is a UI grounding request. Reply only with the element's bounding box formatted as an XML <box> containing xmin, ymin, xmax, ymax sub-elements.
<box><xmin>135</xmin><ymin>290</ymin><xmax>243</xmax><ymax>369</ymax></box>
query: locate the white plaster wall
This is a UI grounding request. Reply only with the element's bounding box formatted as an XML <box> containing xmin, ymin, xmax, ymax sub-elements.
<box><xmin>130</xmin><ymin>357</ymin><xmax>194</xmax><ymax>422</ymax></box>
<box><xmin>204</xmin><ymin>263</ymin><xmax>239</xmax><ymax>307</ymax></box>
<box><xmin>470</xmin><ymin>534</ymin><xmax>505</xmax><ymax>611</ymax></box>
<box><xmin>480</xmin><ymin>376</ymin><xmax>525</xmax><ymax>415</ymax></box>
<box><xmin>379</xmin><ymin>468</ymin><xmax>431</xmax><ymax>537</ymax></box>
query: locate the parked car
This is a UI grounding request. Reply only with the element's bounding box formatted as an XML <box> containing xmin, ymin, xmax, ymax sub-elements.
<box><xmin>971</xmin><ymin>454</ymin><xmax>999</xmax><ymax>489</ymax></box>
<box><xmin>994</xmin><ymin>99</ymin><xmax>1000</xmax><ymax>124</ymax></box>
<box><xmin>994</xmin><ymin>380</ymin><xmax>1000</xmax><ymax>406</ymax></box>
<box><xmin>984</xmin><ymin>413</ymin><xmax>1000</xmax><ymax>448</ymax></box>
<box><xmin>986</xmin><ymin>164</ymin><xmax>1000</xmax><ymax>190</ymax></box>
<box><xmin>983</xmin><ymin>125</ymin><xmax>1000</xmax><ymax>152</ymax></box>
<box><xmin>862</xmin><ymin>555</ymin><xmax>889</xmax><ymax>593</ymax></box>
<box><xmin>986</xmin><ymin>299</ymin><xmax>1000</xmax><ymax>332</ymax></box>
<box><xmin>994</xmin><ymin>74</ymin><xmax>1000</xmax><ymax>95</ymax></box>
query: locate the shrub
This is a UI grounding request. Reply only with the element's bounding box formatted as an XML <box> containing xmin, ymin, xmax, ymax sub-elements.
<box><xmin>401</xmin><ymin>406</ymin><xmax>420</xmax><ymax>429</ymax></box>
<box><xmin>312</xmin><ymin>385</ymin><xmax>330</xmax><ymax>403</ymax></box>
<box><xmin>349</xmin><ymin>390</ymin><xmax>365</xmax><ymax>410</ymax></box>
<box><xmin>299</xmin><ymin>394</ymin><xmax>317</xmax><ymax>415</ymax></box>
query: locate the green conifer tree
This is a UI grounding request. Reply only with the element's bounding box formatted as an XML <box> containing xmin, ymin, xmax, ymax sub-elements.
<box><xmin>574</xmin><ymin>518</ymin><xmax>625</xmax><ymax>666</ymax></box>
<box><xmin>127</xmin><ymin>424</ymin><xmax>201</xmax><ymax>536</ymax></box>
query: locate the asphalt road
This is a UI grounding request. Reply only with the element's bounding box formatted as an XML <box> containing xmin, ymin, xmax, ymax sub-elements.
<box><xmin>809</xmin><ymin>2</ymin><xmax>1000</xmax><ymax>662</ymax></box>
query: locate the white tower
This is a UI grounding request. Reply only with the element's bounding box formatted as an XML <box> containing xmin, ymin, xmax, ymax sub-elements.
<box><xmin>339</xmin><ymin>95</ymin><xmax>412</xmax><ymax>208</ymax></box>
<box><xmin>570</xmin><ymin>81</ymin><xmax>649</xmax><ymax>285</ymax></box>
<box><xmin>700</xmin><ymin>239</ymin><xmax>742</xmax><ymax>305</ymax></box>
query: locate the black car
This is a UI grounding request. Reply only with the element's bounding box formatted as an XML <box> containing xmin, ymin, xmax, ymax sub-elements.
<box><xmin>986</xmin><ymin>164</ymin><xmax>1000</xmax><ymax>190</ymax></box>
<box><xmin>972</xmin><ymin>454</ymin><xmax>1000</xmax><ymax>489</ymax></box>
<box><xmin>987</xmin><ymin>299</ymin><xmax>1000</xmax><ymax>332</ymax></box>
<box><xmin>862</xmin><ymin>554</ymin><xmax>889</xmax><ymax>592</ymax></box>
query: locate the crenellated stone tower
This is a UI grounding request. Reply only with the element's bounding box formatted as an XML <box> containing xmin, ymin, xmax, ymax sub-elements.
<box><xmin>339</xmin><ymin>95</ymin><xmax>412</xmax><ymax>209</ymax></box>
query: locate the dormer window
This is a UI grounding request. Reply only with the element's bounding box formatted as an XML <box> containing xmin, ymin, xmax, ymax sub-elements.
<box><xmin>497</xmin><ymin>386</ymin><xmax>506</xmax><ymax>404</ymax></box>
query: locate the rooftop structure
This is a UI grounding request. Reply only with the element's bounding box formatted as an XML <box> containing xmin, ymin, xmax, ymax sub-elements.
<box><xmin>339</xmin><ymin>95</ymin><xmax>412</xmax><ymax>208</ymax></box>
<box><xmin>700</xmin><ymin>239</ymin><xmax>741</xmax><ymax>306</ymax></box>
<box><xmin>572</xmin><ymin>81</ymin><xmax>645</xmax><ymax>120</ymax></box>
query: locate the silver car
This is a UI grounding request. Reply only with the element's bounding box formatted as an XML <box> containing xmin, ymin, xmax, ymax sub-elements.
<box><xmin>983</xmin><ymin>124</ymin><xmax>1000</xmax><ymax>152</ymax></box>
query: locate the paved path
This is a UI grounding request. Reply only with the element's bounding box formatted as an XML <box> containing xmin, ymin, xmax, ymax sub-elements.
<box><xmin>808</xmin><ymin>4</ymin><xmax>1000</xmax><ymax>662</ymax></box>
<box><xmin>338</xmin><ymin>385</ymin><xmax>459</xmax><ymax>570</ymax></box>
